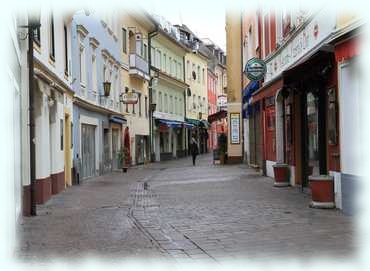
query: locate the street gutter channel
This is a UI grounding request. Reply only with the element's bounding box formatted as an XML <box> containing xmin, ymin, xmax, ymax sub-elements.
<box><xmin>127</xmin><ymin>171</ymin><xmax>217</xmax><ymax>262</ymax></box>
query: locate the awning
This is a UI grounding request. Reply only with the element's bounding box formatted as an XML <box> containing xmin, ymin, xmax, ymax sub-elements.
<box><xmin>156</xmin><ymin>119</ymin><xmax>184</xmax><ymax>128</ymax></box>
<box><xmin>110</xmin><ymin>115</ymin><xmax>127</xmax><ymax>124</ymax></box>
<box><xmin>242</xmin><ymin>81</ymin><xmax>259</xmax><ymax>118</ymax></box>
<box><xmin>251</xmin><ymin>78</ymin><xmax>283</xmax><ymax>104</ymax></box>
<box><xmin>183</xmin><ymin>123</ymin><xmax>194</xmax><ymax>129</ymax></box>
<box><xmin>186</xmin><ymin>118</ymin><xmax>200</xmax><ymax>126</ymax></box>
<box><xmin>199</xmin><ymin>120</ymin><xmax>210</xmax><ymax>128</ymax></box>
<box><xmin>208</xmin><ymin>110</ymin><xmax>227</xmax><ymax>123</ymax></box>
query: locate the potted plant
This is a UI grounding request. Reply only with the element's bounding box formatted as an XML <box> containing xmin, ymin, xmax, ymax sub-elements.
<box><xmin>309</xmin><ymin>175</ymin><xmax>335</xmax><ymax>208</ymax></box>
<box><xmin>272</xmin><ymin>163</ymin><xmax>290</xmax><ymax>187</ymax></box>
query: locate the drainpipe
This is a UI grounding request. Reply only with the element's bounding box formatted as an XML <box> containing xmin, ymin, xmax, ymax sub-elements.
<box><xmin>183</xmin><ymin>55</ymin><xmax>187</xmax><ymax>154</ymax></box>
<box><xmin>148</xmin><ymin>25</ymin><xmax>158</xmax><ymax>162</ymax></box>
<box><xmin>28</xmin><ymin>20</ymin><xmax>38</xmax><ymax>216</ymax></box>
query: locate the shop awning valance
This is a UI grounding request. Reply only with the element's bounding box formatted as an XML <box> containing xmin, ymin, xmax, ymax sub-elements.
<box><xmin>186</xmin><ymin>118</ymin><xmax>200</xmax><ymax>126</ymax></box>
<box><xmin>242</xmin><ymin>81</ymin><xmax>259</xmax><ymax>118</ymax></box>
<box><xmin>156</xmin><ymin>119</ymin><xmax>184</xmax><ymax>128</ymax></box>
<box><xmin>110</xmin><ymin>115</ymin><xmax>127</xmax><ymax>124</ymax></box>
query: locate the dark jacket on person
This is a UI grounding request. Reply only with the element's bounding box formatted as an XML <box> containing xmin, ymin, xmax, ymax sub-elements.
<box><xmin>190</xmin><ymin>140</ymin><xmax>199</xmax><ymax>156</ymax></box>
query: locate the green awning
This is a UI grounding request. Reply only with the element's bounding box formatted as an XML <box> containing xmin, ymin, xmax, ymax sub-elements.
<box><xmin>186</xmin><ymin>118</ymin><xmax>200</xmax><ymax>126</ymax></box>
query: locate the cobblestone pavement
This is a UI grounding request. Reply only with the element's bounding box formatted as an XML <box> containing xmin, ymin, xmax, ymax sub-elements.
<box><xmin>17</xmin><ymin>154</ymin><xmax>355</xmax><ymax>263</ymax></box>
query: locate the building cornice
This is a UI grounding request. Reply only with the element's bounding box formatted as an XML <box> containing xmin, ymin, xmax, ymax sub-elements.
<box><xmin>74</xmin><ymin>95</ymin><xmax>126</xmax><ymax>117</ymax></box>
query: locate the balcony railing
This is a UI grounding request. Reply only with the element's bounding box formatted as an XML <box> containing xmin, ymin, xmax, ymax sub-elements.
<box><xmin>129</xmin><ymin>53</ymin><xmax>149</xmax><ymax>76</ymax></box>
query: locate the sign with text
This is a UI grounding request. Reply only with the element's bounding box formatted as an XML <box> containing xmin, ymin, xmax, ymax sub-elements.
<box><xmin>265</xmin><ymin>10</ymin><xmax>336</xmax><ymax>83</ymax></box>
<box><xmin>230</xmin><ymin>113</ymin><xmax>240</xmax><ymax>144</ymax></box>
<box><xmin>120</xmin><ymin>92</ymin><xmax>139</xmax><ymax>104</ymax></box>
<box><xmin>217</xmin><ymin>95</ymin><xmax>227</xmax><ymax>108</ymax></box>
<box><xmin>244</xmin><ymin>58</ymin><xmax>267</xmax><ymax>81</ymax></box>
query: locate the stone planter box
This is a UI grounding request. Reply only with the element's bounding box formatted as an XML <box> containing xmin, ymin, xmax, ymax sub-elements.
<box><xmin>273</xmin><ymin>163</ymin><xmax>290</xmax><ymax>187</ymax></box>
<box><xmin>309</xmin><ymin>175</ymin><xmax>335</xmax><ymax>208</ymax></box>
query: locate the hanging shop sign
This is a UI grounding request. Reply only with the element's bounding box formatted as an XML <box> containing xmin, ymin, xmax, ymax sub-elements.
<box><xmin>217</xmin><ymin>95</ymin><xmax>227</xmax><ymax>109</ymax></box>
<box><xmin>230</xmin><ymin>113</ymin><xmax>240</xmax><ymax>144</ymax></box>
<box><xmin>244</xmin><ymin>58</ymin><xmax>267</xmax><ymax>81</ymax></box>
<box><xmin>265</xmin><ymin>9</ymin><xmax>336</xmax><ymax>83</ymax></box>
<box><xmin>120</xmin><ymin>91</ymin><xmax>139</xmax><ymax>104</ymax></box>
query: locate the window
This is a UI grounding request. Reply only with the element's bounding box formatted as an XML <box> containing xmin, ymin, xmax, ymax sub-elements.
<box><xmin>60</xmin><ymin>119</ymin><xmax>64</xmax><ymax>150</ymax></box>
<box><xmin>64</xmin><ymin>25</ymin><xmax>68</xmax><ymax>75</ymax></box>
<box><xmin>178</xmin><ymin>63</ymin><xmax>181</xmax><ymax>79</ymax></box>
<box><xmin>197</xmin><ymin>66</ymin><xmax>200</xmax><ymax>83</ymax></box>
<box><xmin>174</xmin><ymin>60</ymin><xmax>177</xmax><ymax>77</ymax></box>
<box><xmin>33</xmin><ymin>27</ymin><xmax>41</xmax><ymax>45</ymax></box>
<box><xmin>145</xmin><ymin>96</ymin><xmax>148</xmax><ymax>117</ymax></box>
<box><xmin>169</xmin><ymin>57</ymin><xmax>172</xmax><ymax>74</ymax></box>
<box><xmin>49</xmin><ymin>13</ymin><xmax>55</xmax><ymax>60</ymax></box>
<box><xmin>192</xmin><ymin>63</ymin><xmax>196</xmax><ymax>80</ymax></box>
<box><xmin>156</xmin><ymin>49</ymin><xmax>161</xmax><ymax>68</ymax></box>
<box><xmin>158</xmin><ymin>91</ymin><xmax>162</xmax><ymax>112</ymax></box>
<box><xmin>169</xmin><ymin>95</ymin><xmax>173</xmax><ymax>113</ymax></box>
<box><xmin>198</xmin><ymin>96</ymin><xmax>201</xmax><ymax>110</ymax></box>
<box><xmin>151</xmin><ymin>46</ymin><xmax>156</xmax><ymax>66</ymax></box>
<box><xmin>79</xmin><ymin>46</ymin><xmax>86</xmax><ymax>85</ymax></box>
<box><xmin>136</xmin><ymin>34</ymin><xmax>143</xmax><ymax>56</ymax></box>
<box><xmin>122</xmin><ymin>28</ymin><xmax>127</xmax><ymax>53</ymax></box>
<box><xmin>187</xmin><ymin>60</ymin><xmax>190</xmax><ymax>79</ymax></box>
<box><xmin>263</xmin><ymin>12</ymin><xmax>271</xmax><ymax>57</ymax></box>
<box><xmin>138</xmin><ymin>92</ymin><xmax>142</xmax><ymax>116</ymax></box>
<box><xmin>92</xmin><ymin>55</ymin><xmax>97</xmax><ymax>92</ymax></box>
<box><xmin>203</xmin><ymin>97</ymin><xmax>206</xmax><ymax>113</ymax></box>
<box><xmin>179</xmin><ymin>98</ymin><xmax>183</xmax><ymax>115</ymax></box>
<box><xmin>174</xmin><ymin>97</ymin><xmax>178</xmax><ymax>114</ymax></box>
<box><xmin>143</xmin><ymin>44</ymin><xmax>148</xmax><ymax>60</ymax></box>
<box><xmin>164</xmin><ymin>93</ymin><xmax>168</xmax><ymax>112</ymax></box>
<box><xmin>132</xmin><ymin>91</ymin><xmax>136</xmax><ymax>114</ymax></box>
<box><xmin>193</xmin><ymin>94</ymin><xmax>196</xmax><ymax>110</ymax></box>
<box><xmin>202</xmin><ymin>68</ymin><xmax>205</xmax><ymax>84</ymax></box>
<box><xmin>163</xmin><ymin>53</ymin><xmax>167</xmax><ymax>72</ymax></box>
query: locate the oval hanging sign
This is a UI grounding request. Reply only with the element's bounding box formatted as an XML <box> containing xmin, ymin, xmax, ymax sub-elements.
<box><xmin>244</xmin><ymin>58</ymin><xmax>266</xmax><ymax>81</ymax></box>
<box><xmin>120</xmin><ymin>92</ymin><xmax>139</xmax><ymax>104</ymax></box>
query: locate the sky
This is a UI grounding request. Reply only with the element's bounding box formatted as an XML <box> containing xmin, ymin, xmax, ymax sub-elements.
<box><xmin>146</xmin><ymin>2</ymin><xmax>227</xmax><ymax>51</ymax></box>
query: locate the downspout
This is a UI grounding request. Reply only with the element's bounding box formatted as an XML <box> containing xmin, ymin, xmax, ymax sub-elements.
<box><xmin>148</xmin><ymin>25</ymin><xmax>158</xmax><ymax>162</ymax></box>
<box><xmin>183</xmin><ymin>55</ymin><xmax>187</xmax><ymax>154</ymax></box>
<box><xmin>28</xmin><ymin>21</ymin><xmax>37</xmax><ymax>216</ymax></box>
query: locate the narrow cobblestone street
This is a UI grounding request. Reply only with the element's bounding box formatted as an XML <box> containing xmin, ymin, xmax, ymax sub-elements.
<box><xmin>17</xmin><ymin>154</ymin><xmax>354</xmax><ymax>263</ymax></box>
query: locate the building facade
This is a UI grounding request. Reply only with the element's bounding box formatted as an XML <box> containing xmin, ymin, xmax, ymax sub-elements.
<box><xmin>226</xmin><ymin>11</ymin><xmax>243</xmax><ymax>163</ymax></box>
<box><xmin>176</xmin><ymin>24</ymin><xmax>210</xmax><ymax>154</ymax></box>
<box><xmin>241</xmin><ymin>7</ymin><xmax>364</xmax><ymax>213</ymax></box>
<box><xmin>71</xmin><ymin>11</ymin><xmax>125</xmax><ymax>181</ymax></box>
<box><xmin>28</xmin><ymin>8</ymin><xmax>75</xmax><ymax>205</ymax></box>
<box><xmin>150</xmin><ymin>16</ymin><xmax>189</xmax><ymax>161</ymax></box>
<box><xmin>120</xmin><ymin>12</ymin><xmax>155</xmax><ymax>165</ymax></box>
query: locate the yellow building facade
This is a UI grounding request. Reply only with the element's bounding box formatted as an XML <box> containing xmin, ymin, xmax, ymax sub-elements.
<box><xmin>120</xmin><ymin>13</ymin><xmax>155</xmax><ymax>165</ymax></box>
<box><xmin>225</xmin><ymin>11</ymin><xmax>243</xmax><ymax>163</ymax></box>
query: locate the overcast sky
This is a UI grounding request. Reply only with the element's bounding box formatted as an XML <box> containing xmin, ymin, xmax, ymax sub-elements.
<box><xmin>146</xmin><ymin>3</ymin><xmax>227</xmax><ymax>51</ymax></box>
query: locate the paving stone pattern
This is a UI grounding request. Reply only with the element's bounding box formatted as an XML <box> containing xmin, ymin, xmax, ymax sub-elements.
<box><xmin>17</xmin><ymin>154</ymin><xmax>355</xmax><ymax>263</ymax></box>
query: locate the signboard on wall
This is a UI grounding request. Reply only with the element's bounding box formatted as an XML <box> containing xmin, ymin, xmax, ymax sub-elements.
<box><xmin>265</xmin><ymin>10</ymin><xmax>336</xmax><ymax>83</ymax></box>
<box><xmin>230</xmin><ymin>113</ymin><xmax>240</xmax><ymax>144</ymax></box>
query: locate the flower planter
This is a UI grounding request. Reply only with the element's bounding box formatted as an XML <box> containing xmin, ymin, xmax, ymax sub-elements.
<box><xmin>309</xmin><ymin>175</ymin><xmax>335</xmax><ymax>208</ymax></box>
<box><xmin>273</xmin><ymin>163</ymin><xmax>290</xmax><ymax>187</ymax></box>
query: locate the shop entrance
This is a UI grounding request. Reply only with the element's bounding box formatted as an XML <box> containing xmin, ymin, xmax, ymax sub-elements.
<box><xmin>301</xmin><ymin>90</ymin><xmax>327</xmax><ymax>188</ymax></box>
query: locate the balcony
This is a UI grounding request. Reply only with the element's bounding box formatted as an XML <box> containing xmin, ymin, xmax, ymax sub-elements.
<box><xmin>129</xmin><ymin>54</ymin><xmax>150</xmax><ymax>81</ymax></box>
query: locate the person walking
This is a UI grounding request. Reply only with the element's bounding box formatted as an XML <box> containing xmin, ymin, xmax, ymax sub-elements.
<box><xmin>190</xmin><ymin>135</ymin><xmax>199</xmax><ymax>166</ymax></box>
